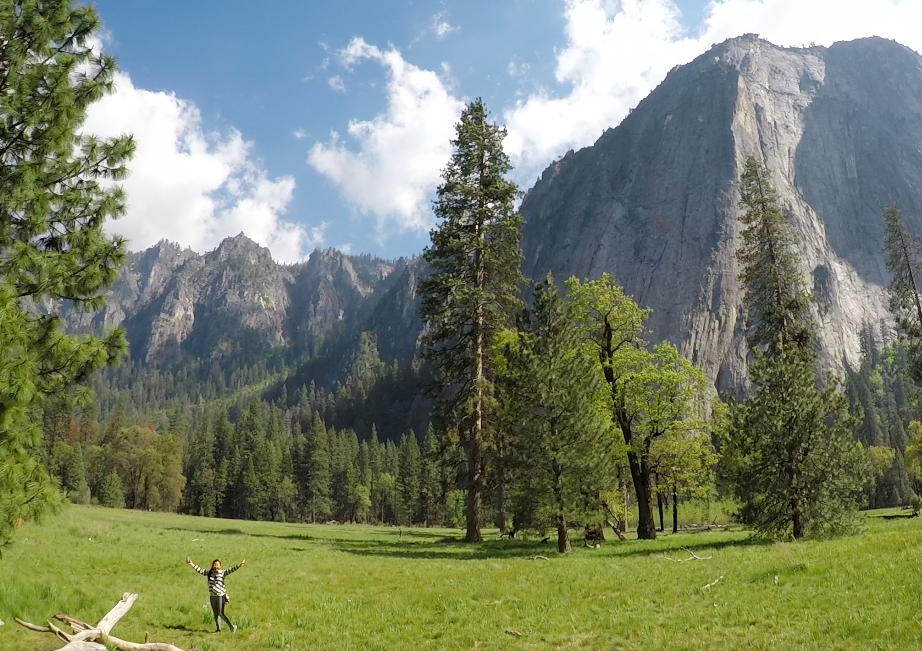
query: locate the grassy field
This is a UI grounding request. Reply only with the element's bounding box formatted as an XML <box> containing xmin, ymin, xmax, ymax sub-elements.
<box><xmin>1</xmin><ymin>506</ymin><xmax>921</xmax><ymax>650</ymax></box>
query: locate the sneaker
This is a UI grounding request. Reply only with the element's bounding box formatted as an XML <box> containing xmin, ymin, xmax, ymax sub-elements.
<box><xmin>232</xmin><ymin>624</ymin><xmax>238</xmax><ymax>633</ymax></box>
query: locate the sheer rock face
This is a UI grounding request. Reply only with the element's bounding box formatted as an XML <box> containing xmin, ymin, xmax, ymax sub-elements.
<box><xmin>65</xmin><ymin>233</ymin><xmax>421</xmax><ymax>365</ymax></box>
<box><xmin>520</xmin><ymin>35</ymin><xmax>922</xmax><ymax>390</ymax></box>
<box><xmin>53</xmin><ymin>37</ymin><xmax>922</xmax><ymax>386</ymax></box>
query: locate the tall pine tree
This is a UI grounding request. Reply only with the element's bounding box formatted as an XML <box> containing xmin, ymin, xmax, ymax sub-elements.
<box><xmin>419</xmin><ymin>99</ymin><xmax>523</xmax><ymax>542</ymax></box>
<box><xmin>499</xmin><ymin>276</ymin><xmax>620</xmax><ymax>552</ymax></box>
<box><xmin>0</xmin><ymin>0</ymin><xmax>134</xmax><ymax>548</ymax></box>
<box><xmin>722</xmin><ymin>157</ymin><xmax>866</xmax><ymax>539</ymax></box>
<box><xmin>883</xmin><ymin>203</ymin><xmax>922</xmax><ymax>380</ymax></box>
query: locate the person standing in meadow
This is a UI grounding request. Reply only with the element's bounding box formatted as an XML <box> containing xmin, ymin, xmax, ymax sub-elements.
<box><xmin>187</xmin><ymin>557</ymin><xmax>245</xmax><ymax>632</ymax></box>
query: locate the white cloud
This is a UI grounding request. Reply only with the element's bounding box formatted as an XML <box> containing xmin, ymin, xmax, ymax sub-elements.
<box><xmin>431</xmin><ymin>12</ymin><xmax>458</xmax><ymax>39</ymax></box>
<box><xmin>508</xmin><ymin>61</ymin><xmax>531</xmax><ymax>77</ymax></box>
<box><xmin>83</xmin><ymin>72</ymin><xmax>323</xmax><ymax>263</ymax></box>
<box><xmin>293</xmin><ymin>128</ymin><xmax>310</xmax><ymax>140</ymax></box>
<box><xmin>504</xmin><ymin>0</ymin><xmax>922</xmax><ymax>171</ymax></box>
<box><xmin>308</xmin><ymin>38</ymin><xmax>465</xmax><ymax>233</ymax></box>
<box><xmin>328</xmin><ymin>75</ymin><xmax>346</xmax><ymax>92</ymax></box>
<box><xmin>309</xmin><ymin>0</ymin><xmax>922</xmax><ymax>235</ymax></box>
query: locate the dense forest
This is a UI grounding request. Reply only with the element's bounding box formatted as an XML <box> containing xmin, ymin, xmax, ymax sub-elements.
<box><xmin>34</xmin><ymin>147</ymin><xmax>922</xmax><ymax>549</ymax></box>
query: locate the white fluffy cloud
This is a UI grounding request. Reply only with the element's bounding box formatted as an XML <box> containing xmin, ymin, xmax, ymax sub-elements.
<box><xmin>505</xmin><ymin>0</ymin><xmax>922</xmax><ymax>170</ymax></box>
<box><xmin>431</xmin><ymin>12</ymin><xmax>458</xmax><ymax>39</ymax></box>
<box><xmin>308</xmin><ymin>38</ymin><xmax>464</xmax><ymax>233</ymax></box>
<box><xmin>83</xmin><ymin>72</ymin><xmax>324</xmax><ymax>263</ymax></box>
<box><xmin>309</xmin><ymin>0</ymin><xmax>922</xmax><ymax>232</ymax></box>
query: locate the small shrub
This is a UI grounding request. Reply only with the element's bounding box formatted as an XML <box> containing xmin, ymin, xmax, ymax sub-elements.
<box><xmin>909</xmin><ymin>494</ymin><xmax>921</xmax><ymax>516</ymax></box>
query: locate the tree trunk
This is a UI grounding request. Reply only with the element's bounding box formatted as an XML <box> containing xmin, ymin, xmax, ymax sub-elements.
<box><xmin>792</xmin><ymin>498</ymin><xmax>803</xmax><ymax>539</ymax></box>
<box><xmin>494</xmin><ymin>465</ymin><xmax>508</xmax><ymax>535</ymax></box>
<box><xmin>464</xmin><ymin>431</ymin><xmax>482</xmax><ymax>542</ymax></box>
<box><xmin>466</xmin><ymin>215</ymin><xmax>485</xmax><ymax>544</ymax></box>
<box><xmin>657</xmin><ymin>490</ymin><xmax>665</xmax><ymax>532</ymax></box>
<box><xmin>627</xmin><ymin>451</ymin><xmax>656</xmax><ymax>540</ymax></box>
<box><xmin>556</xmin><ymin>515</ymin><xmax>571</xmax><ymax>553</ymax></box>
<box><xmin>672</xmin><ymin>484</ymin><xmax>679</xmax><ymax>534</ymax></box>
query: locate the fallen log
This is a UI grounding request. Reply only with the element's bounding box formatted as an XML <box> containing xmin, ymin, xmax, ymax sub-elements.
<box><xmin>16</xmin><ymin>593</ymin><xmax>187</xmax><ymax>651</ymax></box>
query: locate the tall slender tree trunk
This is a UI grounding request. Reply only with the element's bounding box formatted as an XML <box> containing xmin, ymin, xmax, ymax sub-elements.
<box><xmin>556</xmin><ymin>514</ymin><xmax>571</xmax><ymax>554</ymax></box>
<box><xmin>465</xmin><ymin>432</ymin><xmax>483</xmax><ymax>542</ymax></box>
<box><xmin>791</xmin><ymin>498</ymin><xmax>803</xmax><ymax>539</ymax></box>
<box><xmin>672</xmin><ymin>483</ymin><xmax>679</xmax><ymax>534</ymax></box>
<box><xmin>627</xmin><ymin>452</ymin><xmax>657</xmax><ymax>540</ymax></box>
<box><xmin>494</xmin><ymin>469</ymin><xmax>508</xmax><ymax>534</ymax></box>
<box><xmin>465</xmin><ymin>214</ymin><xmax>485</xmax><ymax>544</ymax></box>
<box><xmin>553</xmin><ymin>466</ymin><xmax>570</xmax><ymax>553</ymax></box>
<box><xmin>656</xmin><ymin>488</ymin><xmax>665</xmax><ymax>532</ymax></box>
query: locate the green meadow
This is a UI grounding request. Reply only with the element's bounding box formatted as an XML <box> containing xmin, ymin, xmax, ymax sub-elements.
<box><xmin>2</xmin><ymin>505</ymin><xmax>922</xmax><ymax>651</ymax></box>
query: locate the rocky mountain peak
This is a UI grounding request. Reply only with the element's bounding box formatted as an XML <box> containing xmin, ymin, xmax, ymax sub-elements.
<box><xmin>520</xmin><ymin>35</ymin><xmax>922</xmax><ymax>391</ymax></box>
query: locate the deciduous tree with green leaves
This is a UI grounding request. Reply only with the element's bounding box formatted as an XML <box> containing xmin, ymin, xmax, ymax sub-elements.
<box><xmin>419</xmin><ymin>99</ymin><xmax>523</xmax><ymax>542</ymax></box>
<box><xmin>0</xmin><ymin>0</ymin><xmax>134</xmax><ymax>550</ymax></box>
<box><xmin>566</xmin><ymin>274</ymin><xmax>664</xmax><ymax>538</ymax></box>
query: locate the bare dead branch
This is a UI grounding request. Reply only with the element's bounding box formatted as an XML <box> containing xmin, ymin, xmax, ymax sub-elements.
<box><xmin>97</xmin><ymin>593</ymin><xmax>137</xmax><ymax>635</ymax></box>
<box><xmin>55</xmin><ymin>613</ymin><xmax>93</xmax><ymax>632</ymax></box>
<box><xmin>701</xmin><ymin>575</ymin><xmax>724</xmax><ymax>590</ymax></box>
<box><xmin>662</xmin><ymin>548</ymin><xmax>713</xmax><ymax>562</ymax></box>
<box><xmin>14</xmin><ymin>617</ymin><xmax>54</xmax><ymax>633</ymax></box>
<box><xmin>682</xmin><ymin>548</ymin><xmax>713</xmax><ymax>560</ymax></box>
<box><xmin>16</xmin><ymin>593</ymin><xmax>189</xmax><ymax>651</ymax></box>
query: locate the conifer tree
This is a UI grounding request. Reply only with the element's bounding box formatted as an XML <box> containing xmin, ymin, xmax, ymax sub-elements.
<box><xmin>420</xmin><ymin>426</ymin><xmax>443</xmax><ymax>527</ymax></box>
<box><xmin>419</xmin><ymin>99</ymin><xmax>524</xmax><ymax>542</ymax></box>
<box><xmin>64</xmin><ymin>444</ymin><xmax>91</xmax><ymax>504</ymax></box>
<box><xmin>398</xmin><ymin>432</ymin><xmax>422</xmax><ymax>525</ymax></box>
<box><xmin>883</xmin><ymin>204</ymin><xmax>922</xmax><ymax>380</ymax></box>
<box><xmin>298</xmin><ymin>414</ymin><xmax>331</xmax><ymax>522</ymax></box>
<box><xmin>500</xmin><ymin>276</ymin><xmax>620</xmax><ymax>552</ymax></box>
<box><xmin>722</xmin><ymin>157</ymin><xmax>866</xmax><ymax>539</ymax></box>
<box><xmin>0</xmin><ymin>0</ymin><xmax>134</xmax><ymax>548</ymax></box>
<box><xmin>100</xmin><ymin>471</ymin><xmax>125</xmax><ymax>509</ymax></box>
<box><xmin>736</xmin><ymin>158</ymin><xmax>812</xmax><ymax>354</ymax></box>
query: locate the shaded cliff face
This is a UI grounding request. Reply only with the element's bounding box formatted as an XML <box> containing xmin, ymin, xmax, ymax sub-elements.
<box><xmin>66</xmin><ymin>233</ymin><xmax>423</xmax><ymax>367</ymax></box>
<box><xmin>520</xmin><ymin>35</ymin><xmax>922</xmax><ymax>390</ymax></box>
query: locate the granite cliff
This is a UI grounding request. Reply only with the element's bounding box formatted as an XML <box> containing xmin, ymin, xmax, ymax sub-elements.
<box><xmin>519</xmin><ymin>35</ymin><xmax>922</xmax><ymax>390</ymax></box>
<box><xmin>56</xmin><ymin>36</ymin><xmax>922</xmax><ymax>393</ymax></box>
<box><xmin>53</xmin><ymin>234</ymin><xmax>423</xmax><ymax>373</ymax></box>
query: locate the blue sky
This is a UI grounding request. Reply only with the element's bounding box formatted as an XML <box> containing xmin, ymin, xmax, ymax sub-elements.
<box><xmin>85</xmin><ymin>0</ymin><xmax>922</xmax><ymax>262</ymax></box>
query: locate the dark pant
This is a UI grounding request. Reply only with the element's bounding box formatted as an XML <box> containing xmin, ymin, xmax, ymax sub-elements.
<box><xmin>210</xmin><ymin>595</ymin><xmax>233</xmax><ymax>630</ymax></box>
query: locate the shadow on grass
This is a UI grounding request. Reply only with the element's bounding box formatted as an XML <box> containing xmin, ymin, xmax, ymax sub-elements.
<box><xmin>331</xmin><ymin>529</ymin><xmax>767</xmax><ymax>561</ymax></box>
<box><xmin>165</xmin><ymin>527</ymin><xmax>316</xmax><ymax>542</ymax></box>
<box><xmin>333</xmin><ymin>538</ymin><xmax>552</xmax><ymax>561</ymax></box>
<box><xmin>163</xmin><ymin>623</ymin><xmax>204</xmax><ymax>633</ymax></box>
<box><xmin>166</xmin><ymin>524</ymin><xmax>762</xmax><ymax>560</ymax></box>
<box><xmin>606</xmin><ymin>534</ymin><xmax>770</xmax><ymax>559</ymax></box>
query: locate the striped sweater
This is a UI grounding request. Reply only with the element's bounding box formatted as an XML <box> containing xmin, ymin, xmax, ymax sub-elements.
<box><xmin>192</xmin><ymin>563</ymin><xmax>240</xmax><ymax>596</ymax></box>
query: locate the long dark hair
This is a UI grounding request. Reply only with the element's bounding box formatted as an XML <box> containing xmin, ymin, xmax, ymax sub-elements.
<box><xmin>208</xmin><ymin>559</ymin><xmax>220</xmax><ymax>577</ymax></box>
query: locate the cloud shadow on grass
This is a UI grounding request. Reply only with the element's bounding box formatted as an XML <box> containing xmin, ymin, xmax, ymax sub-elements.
<box><xmin>165</xmin><ymin>526</ymin><xmax>316</xmax><ymax>542</ymax></box>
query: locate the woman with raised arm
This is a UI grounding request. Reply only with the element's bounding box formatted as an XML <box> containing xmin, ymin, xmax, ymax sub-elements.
<box><xmin>187</xmin><ymin>557</ymin><xmax>245</xmax><ymax>632</ymax></box>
